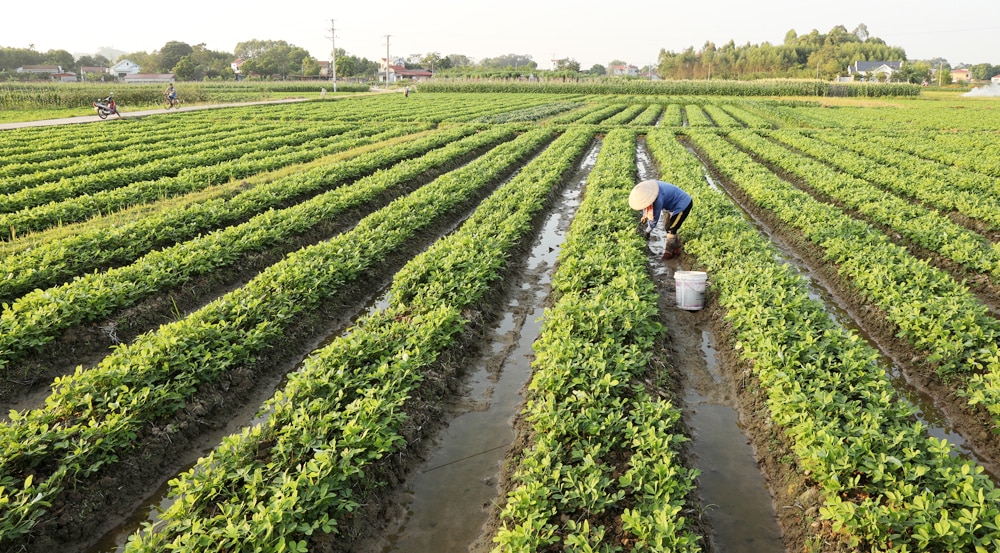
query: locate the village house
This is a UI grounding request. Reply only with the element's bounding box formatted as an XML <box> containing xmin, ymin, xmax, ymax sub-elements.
<box><xmin>378</xmin><ymin>57</ymin><xmax>433</xmax><ymax>83</ymax></box>
<box><xmin>951</xmin><ymin>68</ymin><xmax>971</xmax><ymax>83</ymax></box>
<box><xmin>111</xmin><ymin>59</ymin><xmax>141</xmax><ymax>79</ymax></box>
<box><xmin>80</xmin><ymin>66</ymin><xmax>109</xmax><ymax>79</ymax></box>
<box><xmin>15</xmin><ymin>65</ymin><xmax>62</xmax><ymax>76</ymax></box>
<box><xmin>609</xmin><ymin>64</ymin><xmax>639</xmax><ymax>77</ymax></box>
<box><xmin>846</xmin><ymin>60</ymin><xmax>903</xmax><ymax>81</ymax></box>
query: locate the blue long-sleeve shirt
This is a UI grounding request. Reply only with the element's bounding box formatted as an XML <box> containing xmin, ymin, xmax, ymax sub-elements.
<box><xmin>649</xmin><ymin>181</ymin><xmax>692</xmax><ymax>227</ymax></box>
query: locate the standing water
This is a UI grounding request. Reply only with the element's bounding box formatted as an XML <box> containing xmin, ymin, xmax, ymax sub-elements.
<box><xmin>372</xmin><ymin>143</ymin><xmax>599</xmax><ymax>552</ymax></box>
<box><xmin>637</xmin><ymin>140</ymin><xmax>784</xmax><ymax>552</ymax></box>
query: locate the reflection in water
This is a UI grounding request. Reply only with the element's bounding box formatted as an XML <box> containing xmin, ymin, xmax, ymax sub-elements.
<box><xmin>640</xmin><ymin>138</ymin><xmax>784</xmax><ymax>552</ymax></box>
<box><xmin>701</xmin><ymin>151</ymin><xmax>984</xmax><ymax>468</ymax></box>
<box><xmin>379</xmin><ymin>143</ymin><xmax>598</xmax><ymax>552</ymax></box>
<box><xmin>685</xmin><ymin>329</ymin><xmax>783</xmax><ymax>553</ymax></box>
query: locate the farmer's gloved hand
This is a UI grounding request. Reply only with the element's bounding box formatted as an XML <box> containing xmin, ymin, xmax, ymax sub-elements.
<box><xmin>644</xmin><ymin>221</ymin><xmax>653</xmax><ymax>239</ymax></box>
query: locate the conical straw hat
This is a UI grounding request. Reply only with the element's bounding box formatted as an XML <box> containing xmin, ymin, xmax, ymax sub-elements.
<box><xmin>628</xmin><ymin>179</ymin><xmax>658</xmax><ymax>210</ymax></box>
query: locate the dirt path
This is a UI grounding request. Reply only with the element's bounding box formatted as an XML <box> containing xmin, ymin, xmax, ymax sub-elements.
<box><xmin>0</xmin><ymin>97</ymin><xmax>311</xmax><ymax>130</ymax></box>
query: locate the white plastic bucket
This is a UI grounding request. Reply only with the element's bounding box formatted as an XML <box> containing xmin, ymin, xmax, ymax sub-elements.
<box><xmin>674</xmin><ymin>271</ymin><xmax>708</xmax><ymax>311</ymax></box>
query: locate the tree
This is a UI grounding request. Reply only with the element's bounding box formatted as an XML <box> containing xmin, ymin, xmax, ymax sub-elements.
<box><xmin>969</xmin><ymin>63</ymin><xmax>999</xmax><ymax>81</ymax></box>
<box><xmin>157</xmin><ymin>41</ymin><xmax>194</xmax><ymax>73</ymax></box>
<box><xmin>44</xmin><ymin>49</ymin><xmax>75</xmax><ymax>72</ymax></box>
<box><xmin>783</xmin><ymin>29</ymin><xmax>798</xmax><ymax>47</ymax></box>
<box><xmin>553</xmin><ymin>58</ymin><xmax>580</xmax><ymax>72</ymax></box>
<box><xmin>121</xmin><ymin>51</ymin><xmax>157</xmax><ymax>72</ymax></box>
<box><xmin>480</xmin><ymin>53</ymin><xmax>535</xmax><ymax>70</ymax></box>
<box><xmin>853</xmin><ymin>23</ymin><xmax>870</xmax><ymax>42</ymax></box>
<box><xmin>589</xmin><ymin>64</ymin><xmax>606</xmax><ymax>75</ymax></box>
<box><xmin>446</xmin><ymin>54</ymin><xmax>473</xmax><ymax>68</ymax></box>
<box><xmin>76</xmin><ymin>54</ymin><xmax>110</xmax><ymax>69</ymax></box>
<box><xmin>185</xmin><ymin>43</ymin><xmax>234</xmax><ymax>80</ymax></box>
<box><xmin>896</xmin><ymin>61</ymin><xmax>932</xmax><ymax>84</ymax></box>
<box><xmin>172</xmin><ymin>55</ymin><xmax>196</xmax><ymax>81</ymax></box>
<box><xmin>301</xmin><ymin>56</ymin><xmax>320</xmax><ymax>77</ymax></box>
<box><xmin>420</xmin><ymin>52</ymin><xmax>443</xmax><ymax>71</ymax></box>
<box><xmin>235</xmin><ymin>39</ymin><xmax>313</xmax><ymax>78</ymax></box>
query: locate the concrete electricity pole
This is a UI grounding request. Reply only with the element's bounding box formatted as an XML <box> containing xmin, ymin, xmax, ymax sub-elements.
<box><xmin>327</xmin><ymin>19</ymin><xmax>337</xmax><ymax>92</ymax></box>
<box><xmin>384</xmin><ymin>35</ymin><xmax>391</xmax><ymax>86</ymax></box>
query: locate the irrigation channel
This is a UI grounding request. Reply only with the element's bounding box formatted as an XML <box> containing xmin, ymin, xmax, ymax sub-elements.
<box><xmin>683</xmin><ymin>143</ymin><xmax>993</xmax><ymax>476</ymax></box>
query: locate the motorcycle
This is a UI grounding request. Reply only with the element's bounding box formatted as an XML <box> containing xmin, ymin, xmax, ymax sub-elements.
<box><xmin>93</xmin><ymin>93</ymin><xmax>120</xmax><ymax>119</ymax></box>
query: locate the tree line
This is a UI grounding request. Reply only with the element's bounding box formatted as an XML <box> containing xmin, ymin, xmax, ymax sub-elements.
<box><xmin>652</xmin><ymin>23</ymin><xmax>996</xmax><ymax>84</ymax></box>
<box><xmin>0</xmin><ymin>40</ymin><xmax>383</xmax><ymax>81</ymax></box>
<box><xmin>3</xmin><ymin>25</ymin><xmax>997</xmax><ymax>84</ymax></box>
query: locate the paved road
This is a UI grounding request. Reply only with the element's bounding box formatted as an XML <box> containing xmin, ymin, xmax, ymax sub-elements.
<box><xmin>0</xmin><ymin>97</ymin><xmax>312</xmax><ymax>130</ymax></box>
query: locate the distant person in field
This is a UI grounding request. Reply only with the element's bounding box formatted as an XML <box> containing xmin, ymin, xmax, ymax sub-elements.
<box><xmin>164</xmin><ymin>83</ymin><xmax>177</xmax><ymax>101</ymax></box>
<box><xmin>628</xmin><ymin>179</ymin><xmax>693</xmax><ymax>260</ymax></box>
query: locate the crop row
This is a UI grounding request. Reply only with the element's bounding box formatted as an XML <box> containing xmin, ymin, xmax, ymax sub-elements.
<box><xmin>418</xmin><ymin>79</ymin><xmax>922</xmax><ymax>97</ymax></box>
<box><xmin>803</xmin><ymin>129</ymin><xmax>1000</xmax><ymax>181</ymax></box>
<box><xmin>810</xmin><ymin>130</ymin><xmax>1000</xmax><ymax>199</ymax></box>
<box><xmin>0</xmin><ymin>122</ymin><xmax>423</xmax><ymax>239</ymax></box>
<box><xmin>0</xmin><ymin>127</ymin><xmax>557</xmax><ymax>547</ymax></box>
<box><xmin>0</xmin><ymin>119</ymin><xmax>230</xmax><ymax>172</ymax></box>
<box><xmin>723</xmin><ymin>130</ymin><xmax>1000</xmax><ymax>283</ymax></box>
<box><xmin>687</xmin><ymin>130</ymin><xmax>1000</xmax><ymax>419</ymax></box>
<box><xmin>0</xmin><ymin>125</ymin><xmax>516</xmax><ymax>372</ymax></box>
<box><xmin>121</xmin><ymin>126</ymin><xmax>596</xmax><ymax>552</ymax></box>
<box><xmin>601</xmin><ymin>104</ymin><xmax>651</xmax><ymax>125</ymax></box>
<box><xmin>494</xmin><ymin>128</ymin><xmax>702</xmax><ymax>552</ymax></box>
<box><xmin>700</xmin><ymin>104</ymin><xmax>741</xmax><ymax>127</ymax></box>
<box><xmin>477</xmin><ymin>101</ymin><xmax>582</xmax><ymax>123</ymax></box>
<box><xmin>0</xmin><ymin>115</ymin><xmax>192</xmax><ymax>159</ymax></box>
<box><xmin>0</xmin><ymin>124</ymin><xmax>356</xmax><ymax>215</ymax></box>
<box><xmin>272</xmin><ymin>93</ymin><xmax>545</xmax><ymax>125</ymax></box>
<box><xmin>0</xmin><ymin>125</ymin><xmax>488</xmax><ymax>302</ymax></box>
<box><xmin>684</xmin><ymin>104</ymin><xmax>713</xmax><ymax>127</ymax></box>
<box><xmin>772</xmin><ymin>131</ymin><xmax>1000</xmax><ymax>233</ymax></box>
<box><xmin>717</xmin><ymin>104</ymin><xmax>774</xmax><ymax>128</ymax></box>
<box><xmin>657</xmin><ymin>129</ymin><xmax>1000</xmax><ymax>551</ymax></box>
<box><xmin>787</xmin><ymin>102</ymin><xmax>1000</xmax><ymax>132</ymax></box>
<box><xmin>0</xmin><ymin>120</ymin><xmax>288</xmax><ymax>191</ymax></box>
<box><xmin>625</xmin><ymin>104</ymin><xmax>664</xmax><ymax>126</ymax></box>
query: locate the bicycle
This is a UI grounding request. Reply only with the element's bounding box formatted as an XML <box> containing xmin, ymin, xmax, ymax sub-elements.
<box><xmin>164</xmin><ymin>95</ymin><xmax>180</xmax><ymax>109</ymax></box>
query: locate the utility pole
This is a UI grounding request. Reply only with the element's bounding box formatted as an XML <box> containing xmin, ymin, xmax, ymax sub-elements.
<box><xmin>326</xmin><ymin>19</ymin><xmax>337</xmax><ymax>92</ymax></box>
<box><xmin>384</xmin><ymin>35</ymin><xmax>391</xmax><ymax>87</ymax></box>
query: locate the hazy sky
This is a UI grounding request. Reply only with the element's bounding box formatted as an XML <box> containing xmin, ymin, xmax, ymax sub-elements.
<box><xmin>6</xmin><ymin>0</ymin><xmax>999</xmax><ymax>68</ymax></box>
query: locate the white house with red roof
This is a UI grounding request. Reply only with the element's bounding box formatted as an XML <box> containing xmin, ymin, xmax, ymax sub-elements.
<box><xmin>378</xmin><ymin>57</ymin><xmax>432</xmax><ymax>83</ymax></box>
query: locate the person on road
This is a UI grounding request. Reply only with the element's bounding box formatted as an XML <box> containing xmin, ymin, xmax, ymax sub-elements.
<box><xmin>164</xmin><ymin>83</ymin><xmax>177</xmax><ymax>102</ymax></box>
<box><xmin>628</xmin><ymin>179</ymin><xmax>693</xmax><ymax>260</ymax></box>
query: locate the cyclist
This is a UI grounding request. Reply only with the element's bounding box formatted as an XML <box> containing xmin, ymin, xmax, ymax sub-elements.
<box><xmin>164</xmin><ymin>83</ymin><xmax>178</xmax><ymax>105</ymax></box>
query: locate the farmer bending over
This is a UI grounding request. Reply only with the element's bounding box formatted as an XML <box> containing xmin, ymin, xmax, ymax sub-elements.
<box><xmin>628</xmin><ymin>179</ymin><xmax>693</xmax><ymax>260</ymax></box>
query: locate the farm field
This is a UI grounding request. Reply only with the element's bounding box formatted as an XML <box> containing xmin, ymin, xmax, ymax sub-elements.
<box><xmin>0</xmin><ymin>88</ymin><xmax>999</xmax><ymax>553</ymax></box>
